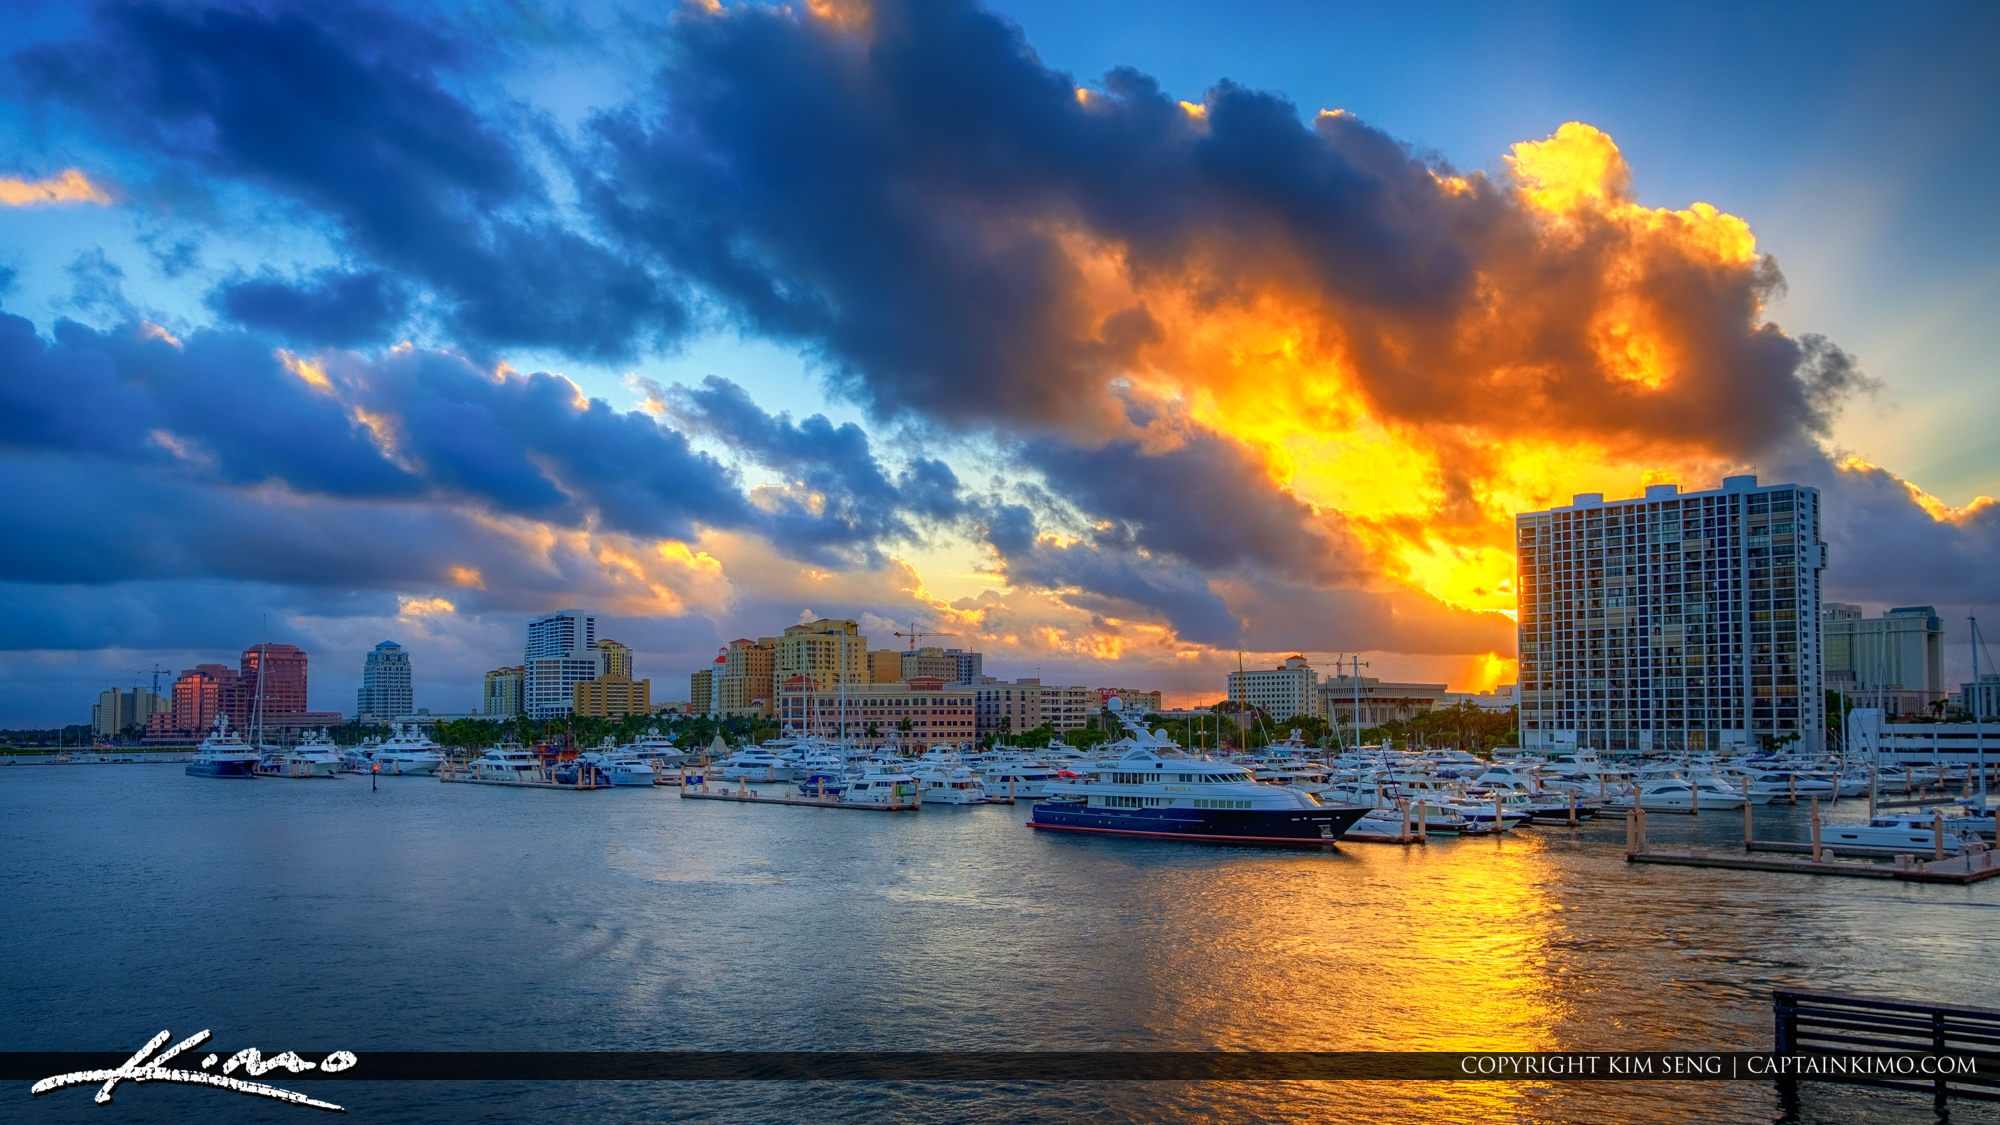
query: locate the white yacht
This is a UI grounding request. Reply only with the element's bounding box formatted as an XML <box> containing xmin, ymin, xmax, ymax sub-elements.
<box><xmin>910</xmin><ymin>763</ymin><xmax>990</xmax><ymax>805</ymax></box>
<box><xmin>258</xmin><ymin>729</ymin><xmax>344</xmax><ymax>778</ymax></box>
<box><xmin>841</xmin><ymin>761</ymin><xmax>920</xmax><ymax>806</ymax></box>
<box><xmin>1603</xmin><ymin>776</ymin><xmax>1749</xmax><ymax>811</ymax></box>
<box><xmin>1821</xmin><ymin>816</ymin><xmax>1985</xmax><ymax>855</ymax></box>
<box><xmin>578</xmin><ymin>747</ymin><xmax>660</xmax><ymax>787</ymax></box>
<box><xmin>978</xmin><ymin>762</ymin><xmax>1065</xmax><ymax>800</ymax></box>
<box><xmin>626</xmin><ymin>727</ymin><xmax>686</xmax><ymax>768</ymax></box>
<box><xmin>374</xmin><ymin>724</ymin><xmax>445</xmax><ymax>775</ymax></box>
<box><xmin>186</xmin><ymin>715</ymin><xmax>260</xmax><ymax>779</ymax></box>
<box><xmin>713</xmin><ymin>746</ymin><xmax>796</xmax><ymax>782</ymax></box>
<box><xmin>467</xmin><ymin>743</ymin><xmax>546</xmax><ymax>783</ymax></box>
<box><xmin>1028</xmin><ymin>703</ymin><xmax>1370</xmax><ymax>846</ymax></box>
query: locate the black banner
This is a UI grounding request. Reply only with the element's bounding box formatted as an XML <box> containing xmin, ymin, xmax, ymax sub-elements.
<box><xmin>6</xmin><ymin>1051</ymin><xmax>1986</xmax><ymax>1082</ymax></box>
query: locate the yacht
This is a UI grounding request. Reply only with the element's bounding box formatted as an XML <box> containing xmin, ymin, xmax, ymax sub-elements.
<box><xmin>1028</xmin><ymin>703</ymin><xmax>1370</xmax><ymax>846</ymax></box>
<box><xmin>1820</xmin><ymin>817</ymin><xmax>1985</xmax><ymax>855</ymax></box>
<box><xmin>841</xmin><ymin>761</ymin><xmax>920</xmax><ymax>806</ymax></box>
<box><xmin>256</xmin><ymin>730</ymin><xmax>344</xmax><ymax>778</ymax></box>
<box><xmin>374</xmin><ymin>724</ymin><xmax>446</xmax><ymax>775</ymax></box>
<box><xmin>978</xmin><ymin>761</ymin><xmax>1065</xmax><ymax>801</ymax></box>
<box><xmin>185</xmin><ymin>715</ymin><xmax>260</xmax><ymax>778</ymax></box>
<box><xmin>627</xmin><ymin>727</ymin><xmax>686</xmax><ymax>769</ymax></box>
<box><xmin>467</xmin><ymin>743</ymin><xmax>546</xmax><ymax>783</ymax></box>
<box><xmin>910</xmin><ymin>763</ymin><xmax>990</xmax><ymax>805</ymax></box>
<box><xmin>713</xmin><ymin>746</ymin><xmax>796</xmax><ymax>782</ymax></box>
<box><xmin>577</xmin><ymin>747</ymin><xmax>660</xmax><ymax>787</ymax></box>
<box><xmin>1603</xmin><ymin>776</ymin><xmax>1750</xmax><ymax>811</ymax></box>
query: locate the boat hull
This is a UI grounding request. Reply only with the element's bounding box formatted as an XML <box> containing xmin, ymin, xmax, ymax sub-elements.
<box><xmin>1027</xmin><ymin>803</ymin><xmax>1370</xmax><ymax>846</ymax></box>
<box><xmin>185</xmin><ymin>759</ymin><xmax>258</xmax><ymax>778</ymax></box>
<box><xmin>377</xmin><ymin>757</ymin><xmax>442</xmax><ymax>776</ymax></box>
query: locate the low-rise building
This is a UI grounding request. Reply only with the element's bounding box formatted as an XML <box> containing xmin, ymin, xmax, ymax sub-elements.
<box><xmin>574</xmin><ymin>673</ymin><xmax>652</xmax><ymax>719</ymax></box>
<box><xmin>778</xmin><ymin>675</ymin><xmax>975</xmax><ymax>748</ymax></box>
<box><xmin>973</xmin><ymin>679</ymin><xmax>1106</xmax><ymax>736</ymax></box>
<box><xmin>1319</xmin><ymin>676</ymin><xmax>1449</xmax><ymax>727</ymax></box>
<box><xmin>92</xmin><ymin>687</ymin><xmax>168</xmax><ymax>739</ymax></box>
<box><xmin>1442</xmin><ymin>685</ymin><xmax>1518</xmax><ymax>712</ymax></box>
<box><xmin>1097</xmin><ymin>688</ymin><xmax>1162</xmax><ymax>714</ymax></box>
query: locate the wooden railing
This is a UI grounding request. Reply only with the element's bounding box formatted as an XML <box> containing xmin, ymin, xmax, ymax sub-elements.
<box><xmin>1774</xmin><ymin>990</ymin><xmax>2000</xmax><ymax>1109</ymax></box>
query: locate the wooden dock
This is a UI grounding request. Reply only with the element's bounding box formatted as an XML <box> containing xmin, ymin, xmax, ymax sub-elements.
<box><xmin>679</xmin><ymin>782</ymin><xmax>918</xmax><ymax>811</ymax></box>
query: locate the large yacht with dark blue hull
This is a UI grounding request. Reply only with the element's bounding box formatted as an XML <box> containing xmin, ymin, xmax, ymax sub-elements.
<box><xmin>1027</xmin><ymin>700</ymin><xmax>1371</xmax><ymax>847</ymax></box>
<box><xmin>185</xmin><ymin>715</ymin><xmax>260</xmax><ymax>779</ymax></box>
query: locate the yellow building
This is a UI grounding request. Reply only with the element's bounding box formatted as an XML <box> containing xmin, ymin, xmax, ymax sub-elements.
<box><xmin>574</xmin><ymin>673</ymin><xmax>651</xmax><ymax>719</ymax></box>
<box><xmin>717</xmin><ymin>636</ymin><xmax>777</xmax><ymax>716</ymax></box>
<box><xmin>868</xmin><ymin>649</ymin><xmax>902</xmax><ymax>684</ymax></box>
<box><xmin>597</xmin><ymin>639</ymin><xmax>632</xmax><ymax>680</ymax></box>
<box><xmin>774</xmin><ymin>619</ymin><xmax>870</xmax><ymax>692</ymax></box>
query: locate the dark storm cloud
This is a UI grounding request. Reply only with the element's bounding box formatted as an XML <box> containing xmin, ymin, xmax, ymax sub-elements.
<box><xmin>1018</xmin><ymin>429</ymin><xmax>1360</xmax><ymax>583</ymax></box>
<box><xmin>15</xmin><ymin>1</ymin><xmax>674</xmax><ymax>357</ymax></box>
<box><xmin>971</xmin><ymin>501</ymin><xmax>1239</xmax><ymax>645</ymax></box>
<box><xmin>1766</xmin><ymin>445</ymin><xmax>2000</xmax><ymax>610</ymax></box>
<box><xmin>211</xmin><ymin>268</ymin><xmax>407</xmax><ymax>347</ymax></box>
<box><xmin>0</xmin><ymin>308</ymin><xmax>418</xmax><ymax>497</ymax></box>
<box><xmin>666</xmin><ymin>374</ymin><xmax>964</xmax><ymax>564</ymax></box>
<box><xmin>0</xmin><ymin>308</ymin><xmax>961</xmax><ymax>595</ymax></box>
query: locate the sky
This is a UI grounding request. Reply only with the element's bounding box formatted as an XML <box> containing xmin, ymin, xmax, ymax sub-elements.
<box><xmin>1</xmin><ymin>0</ymin><xmax>1996</xmax><ymax>725</ymax></box>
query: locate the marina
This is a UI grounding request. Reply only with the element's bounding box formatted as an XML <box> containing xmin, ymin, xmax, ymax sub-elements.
<box><xmin>6</xmin><ymin>762</ymin><xmax>1996</xmax><ymax>1125</ymax></box>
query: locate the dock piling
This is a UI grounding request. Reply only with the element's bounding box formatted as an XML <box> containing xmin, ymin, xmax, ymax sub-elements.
<box><xmin>1810</xmin><ymin>796</ymin><xmax>1822</xmax><ymax>862</ymax></box>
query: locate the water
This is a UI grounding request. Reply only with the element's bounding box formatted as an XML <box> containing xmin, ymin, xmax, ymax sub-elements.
<box><xmin>4</xmin><ymin>766</ymin><xmax>1995</xmax><ymax>1123</ymax></box>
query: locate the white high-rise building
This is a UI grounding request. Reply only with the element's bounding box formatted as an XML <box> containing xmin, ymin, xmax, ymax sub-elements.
<box><xmin>1516</xmin><ymin>476</ymin><xmax>1826</xmax><ymax>754</ymax></box>
<box><xmin>523</xmin><ymin>610</ymin><xmax>602</xmax><ymax>719</ymax></box>
<box><xmin>357</xmin><ymin>641</ymin><xmax>413</xmax><ymax>721</ymax></box>
<box><xmin>1821</xmin><ymin>604</ymin><xmax>1945</xmax><ymax>716</ymax></box>
<box><xmin>1226</xmin><ymin>656</ymin><xmax>1319</xmax><ymax>722</ymax></box>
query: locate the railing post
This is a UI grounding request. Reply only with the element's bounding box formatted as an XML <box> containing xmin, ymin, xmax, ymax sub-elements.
<box><xmin>1933</xmin><ymin>1010</ymin><xmax>1948</xmax><ymax>1113</ymax></box>
<box><xmin>1773</xmin><ymin>991</ymin><xmax>1799</xmax><ymax>1117</ymax></box>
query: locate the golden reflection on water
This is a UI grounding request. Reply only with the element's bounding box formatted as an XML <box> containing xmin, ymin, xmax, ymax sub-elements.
<box><xmin>1134</xmin><ymin>835</ymin><xmax>1566</xmax><ymax>1052</ymax></box>
<box><xmin>1120</xmin><ymin>835</ymin><xmax>1573</xmax><ymax>1122</ymax></box>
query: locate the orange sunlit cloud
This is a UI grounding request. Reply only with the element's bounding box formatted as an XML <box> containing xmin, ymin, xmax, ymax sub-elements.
<box><xmin>1011</xmin><ymin>120</ymin><xmax>1813</xmax><ymax>629</ymax></box>
<box><xmin>0</xmin><ymin>168</ymin><xmax>114</xmax><ymax>207</ymax></box>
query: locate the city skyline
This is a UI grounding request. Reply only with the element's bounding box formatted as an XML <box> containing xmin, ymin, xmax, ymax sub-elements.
<box><xmin>3</xmin><ymin>0</ymin><xmax>1997</xmax><ymax>727</ymax></box>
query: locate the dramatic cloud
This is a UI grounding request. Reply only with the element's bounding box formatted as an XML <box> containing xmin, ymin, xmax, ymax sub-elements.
<box><xmin>664</xmin><ymin>374</ymin><xmax>964</xmax><ymax>565</ymax></box>
<box><xmin>573</xmin><ymin>0</ymin><xmax>1893</xmax><ymax>631</ymax></box>
<box><xmin>0</xmin><ymin>308</ymin><xmax>958</xmax><ymax>578</ymax></box>
<box><xmin>15</xmin><ymin>2</ymin><xmax>672</xmax><ymax>356</ymax></box>
<box><xmin>210</xmin><ymin>269</ymin><xmax>407</xmax><ymax>347</ymax></box>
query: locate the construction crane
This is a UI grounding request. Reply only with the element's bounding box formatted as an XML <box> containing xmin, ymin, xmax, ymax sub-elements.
<box><xmin>891</xmin><ymin>622</ymin><xmax>959</xmax><ymax>652</ymax></box>
<box><xmin>131</xmin><ymin>664</ymin><xmax>172</xmax><ymax>696</ymax></box>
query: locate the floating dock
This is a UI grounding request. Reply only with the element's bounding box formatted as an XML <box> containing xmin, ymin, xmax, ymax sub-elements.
<box><xmin>1620</xmin><ymin>806</ymin><xmax>2000</xmax><ymax>884</ymax></box>
<box><xmin>1628</xmin><ymin>847</ymin><xmax>2000</xmax><ymax>884</ymax></box>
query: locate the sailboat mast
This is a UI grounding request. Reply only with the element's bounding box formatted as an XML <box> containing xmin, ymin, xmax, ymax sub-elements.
<box><xmin>1973</xmin><ymin>615</ymin><xmax>1985</xmax><ymax>803</ymax></box>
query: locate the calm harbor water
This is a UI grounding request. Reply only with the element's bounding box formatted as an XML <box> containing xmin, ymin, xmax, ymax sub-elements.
<box><xmin>4</xmin><ymin>764</ymin><xmax>1996</xmax><ymax>1124</ymax></box>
